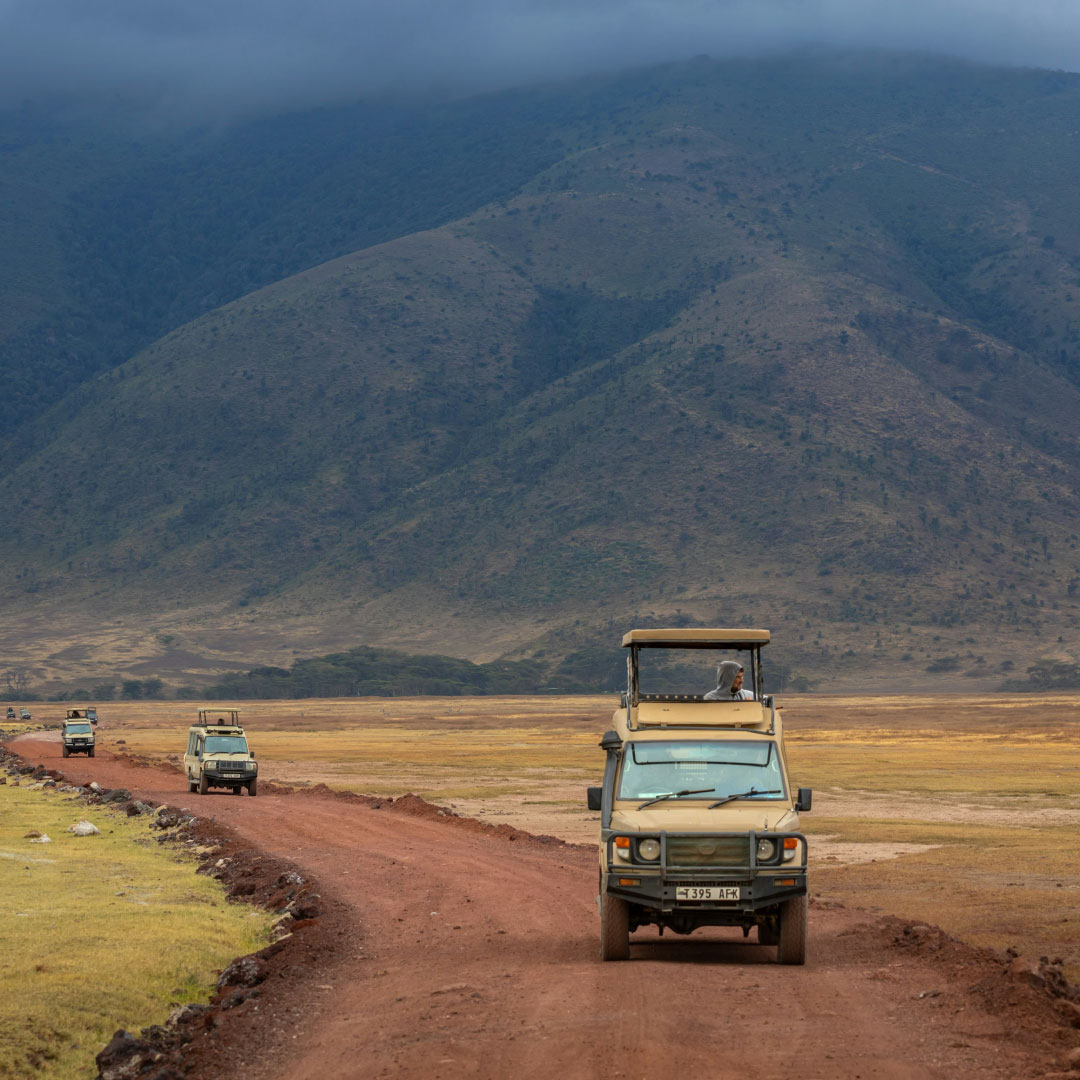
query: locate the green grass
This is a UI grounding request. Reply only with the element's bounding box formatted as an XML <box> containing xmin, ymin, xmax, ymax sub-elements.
<box><xmin>0</xmin><ymin>783</ymin><xmax>271</xmax><ymax>1080</ymax></box>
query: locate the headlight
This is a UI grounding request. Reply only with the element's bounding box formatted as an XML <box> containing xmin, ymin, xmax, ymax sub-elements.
<box><xmin>638</xmin><ymin>838</ymin><xmax>661</xmax><ymax>861</ymax></box>
<box><xmin>757</xmin><ymin>838</ymin><xmax>776</xmax><ymax>861</ymax></box>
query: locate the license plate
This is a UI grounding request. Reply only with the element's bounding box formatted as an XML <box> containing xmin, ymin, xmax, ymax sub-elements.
<box><xmin>676</xmin><ymin>886</ymin><xmax>740</xmax><ymax>901</ymax></box>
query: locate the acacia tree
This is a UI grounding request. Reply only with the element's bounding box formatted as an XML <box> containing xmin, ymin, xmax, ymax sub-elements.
<box><xmin>3</xmin><ymin>667</ymin><xmax>32</xmax><ymax>697</ymax></box>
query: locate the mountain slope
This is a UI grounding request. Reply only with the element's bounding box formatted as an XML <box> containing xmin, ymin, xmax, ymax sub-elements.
<box><xmin>3</xmin><ymin>52</ymin><xmax>1080</xmax><ymax>690</ymax></box>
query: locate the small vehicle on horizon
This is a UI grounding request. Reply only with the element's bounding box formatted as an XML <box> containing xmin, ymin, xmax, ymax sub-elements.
<box><xmin>19</xmin><ymin>707</ymin><xmax>30</xmax><ymax>721</ymax></box>
<box><xmin>588</xmin><ymin>627</ymin><xmax>810</xmax><ymax>963</ymax></box>
<box><xmin>85</xmin><ymin>707</ymin><xmax>98</xmax><ymax>725</ymax></box>
<box><xmin>184</xmin><ymin>709</ymin><xmax>258</xmax><ymax>796</ymax></box>
<box><xmin>5</xmin><ymin>707</ymin><xmax>14</xmax><ymax>720</ymax></box>
<box><xmin>61</xmin><ymin>717</ymin><xmax>95</xmax><ymax>757</ymax></box>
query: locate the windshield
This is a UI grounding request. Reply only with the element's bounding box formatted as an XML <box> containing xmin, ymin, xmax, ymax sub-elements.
<box><xmin>618</xmin><ymin>740</ymin><xmax>785</xmax><ymax>801</ymax></box>
<box><xmin>66</xmin><ymin>723</ymin><xmax>92</xmax><ymax>734</ymax></box>
<box><xmin>205</xmin><ymin>736</ymin><xmax>248</xmax><ymax>755</ymax></box>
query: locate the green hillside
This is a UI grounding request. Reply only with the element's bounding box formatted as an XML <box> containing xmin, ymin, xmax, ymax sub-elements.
<box><xmin>3</xmin><ymin>52</ymin><xmax>1080</xmax><ymax>692</ymax></box>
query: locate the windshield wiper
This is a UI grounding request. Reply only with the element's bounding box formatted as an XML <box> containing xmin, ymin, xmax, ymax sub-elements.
<box><xmin>707</xmin><ymin>787</ymin><xmax>781</xmax><ymax>809</ymax></box>
<box><xmin>637</xmin><ymin>787</ymin><xmax>716</xmax><ymax>810</ymax></box>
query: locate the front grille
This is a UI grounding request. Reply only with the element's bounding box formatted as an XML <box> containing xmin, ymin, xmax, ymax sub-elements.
<box><xmin>666</xmin><ymin>836</ymin><xmax>750</xmax><ymax>868</ymax></box>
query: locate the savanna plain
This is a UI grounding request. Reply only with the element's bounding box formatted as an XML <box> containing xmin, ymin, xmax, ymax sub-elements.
<box><xmin>36</xmin><ymin>689</ymin><xmax>1080</xmax><ymax>979</ymax></box>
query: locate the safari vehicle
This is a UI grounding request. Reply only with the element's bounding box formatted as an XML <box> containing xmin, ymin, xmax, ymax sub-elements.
<box><xmin>5</xmin><ymin>707</ymin><xmax>14</xmax><ymax>720</ymax></box>
<box><xmin>19</xmin><ymin>707</ymin><xmax>30</xmax><ymax>721</ymax></box>
<box><xmin>61</xmin><ymin>716</ymin><xmax>96</xmax><ymax>757</ymax></box>
<box><xmin>85</xmin><ymin>707</ymin><xmax>98</xmax><ymax>725</ymax></box>
<box><xmin>184</xmin><ymin>709</ymin><xmax>258</xmax><ymax>796</ymax></box>
<box><xmin>587</xmin><ymin>628</ymin><xmax>811</xmax><ymax>963</ymax></box>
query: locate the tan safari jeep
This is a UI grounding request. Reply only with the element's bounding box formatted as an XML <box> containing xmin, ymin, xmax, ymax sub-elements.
<box><xmin>61</xmin><ymin>714</ymin><xmax>96</xmax><ymax>757</ymax></box>
<box><xmin>184</xmin><ymin>709</ymin><xmax>258</xmax><ymax>796</ymax></box>
<box><xmin>587</xmin><ymin>628</ymin><xmax>811</xmax><ymax>963</ymax></box>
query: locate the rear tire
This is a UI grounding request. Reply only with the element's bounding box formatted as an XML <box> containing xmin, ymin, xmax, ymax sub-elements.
<box><xmin>62</xmin><ymin>746</ymin><xmax>69</xmax><ymax>758</ymax></box>
<box><xmin>88</xmin><ymin>746</ymin><xmax>95</xmax><ymax>758</ymax></box>
<box><xmin>758</xmin><ymin>919</ymin><xmax>779</xmax><ymax>947</ymax></box>
<box><xmin>777</xmin><ymin>894</ymin><xmax>808</xmax><ymax>965</ymax></box>
<box><xmin>232</xmin><ymin>786</ymin><xmax>241</xmax><ymax>795</ymax></box>
<box><xmin>198</xmin><ymin>773</ymin><xmax>208</xmax><ymax>795</ymax></box>
<box><xmin>247</xmin><ymin>778</ymin><xmax>257</xmax><ymax>797</ymax></box>
<box><xmin>600</xmin><ymin>892</ymin><xmax>630</xmax><ymax>961</ymax></box>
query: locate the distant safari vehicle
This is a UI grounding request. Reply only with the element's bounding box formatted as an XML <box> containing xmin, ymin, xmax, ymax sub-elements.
<box><xmin>589</xmin><ymin>628</ymin><xmax>810</xmax><ymax>963</ymax></box>
<box><xmin>61</xmin><ymin>717</ymin><xmax>95</xmax><ymax>757</ymax></box>
<box><xmin>5</xmin><ymin>707</ymin><xmax>14</xmax><ymax>720</ymax></box>
<box><xmin>184</xmin><ymin>709</ymin><xmax>258</xmax><ymax>796</ymax></box>
<box><xmin>19</xmin><ymin>708</ymin><xmax>30</xmax><ymax>721</ymax></box>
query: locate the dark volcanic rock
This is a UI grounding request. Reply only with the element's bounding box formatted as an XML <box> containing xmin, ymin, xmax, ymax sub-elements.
<box><xmin>95</xmin><ymin>1029</ymin><xmax>152</xmax><ymax>1080</ymax></box>
<box><xmin>216</xmin><ymin>954</ymin><xmax>268</xmax><ymax>991</ymax></box>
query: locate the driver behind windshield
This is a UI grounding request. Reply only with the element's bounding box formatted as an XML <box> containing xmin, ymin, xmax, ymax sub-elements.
<box><xmin>704</xmin><ymin>660</ymin><xmax>755</xmax><ymax>701</ymax></box>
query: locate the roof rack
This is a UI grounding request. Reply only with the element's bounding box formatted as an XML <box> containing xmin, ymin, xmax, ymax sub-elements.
<box><xmin>622</xmin><ymin>628</ymin><xmax>770</xmax><ymax>649</ymax></box>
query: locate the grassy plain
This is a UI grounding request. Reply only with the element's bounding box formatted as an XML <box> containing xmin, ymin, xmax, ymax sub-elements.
<box><xmin>0</xmin><ymin>782</ymin><xmax>271</xmax><ymax>1080</ymax></box>
<box><xmin>38</xmin><ymin>691</ymin><xmax>1080</xmax><ymax>976</ymax></box>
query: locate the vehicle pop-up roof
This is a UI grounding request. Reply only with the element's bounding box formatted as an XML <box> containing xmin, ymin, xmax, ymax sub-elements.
<box><xmin>195</xmin><ymin>708</ymin><xmax>242</xmax><ymax>732</ymax></box>
<box><xmin>622</xmin><ymin>627</ymin><xmax>771</xmax><ymax>707</ymax></box>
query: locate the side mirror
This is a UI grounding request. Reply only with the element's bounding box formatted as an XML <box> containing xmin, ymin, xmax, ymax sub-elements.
<box><xmin>586</xmin><ymin>786</ymin><xmax>602</xmax><ymax>811</ymax></box>
<box><xmin>795</xmin><ymin>788</ymin><xmax>812</xmax><ymax>813</ymax></box>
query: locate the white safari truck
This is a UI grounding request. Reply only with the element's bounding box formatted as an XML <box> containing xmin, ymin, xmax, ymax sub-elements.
<box><xmin>184</xmin><ymin>710</ymin><xmax>258</xmax><ymax>796</ymax></box>
<box><xmin>588</xmin><ymin>628</ymin><xmax>811</xmax><ymax>962</ymax></box>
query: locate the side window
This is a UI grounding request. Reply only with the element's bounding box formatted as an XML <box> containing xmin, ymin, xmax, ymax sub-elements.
<box><xmin>187</xmin><ymin>732</ymin><xmax>196</xmax><ymax>756</ymax></box>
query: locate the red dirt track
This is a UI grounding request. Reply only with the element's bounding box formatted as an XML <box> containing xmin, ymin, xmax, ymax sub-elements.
<box><xmin>12</xmin><ymin>733</ymin><xmax>1078</xmax><ymax>1079</ymax></box>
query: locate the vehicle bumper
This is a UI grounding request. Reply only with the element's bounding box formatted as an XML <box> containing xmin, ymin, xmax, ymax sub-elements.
<box><xmin>603</xmin><ymin>870</ymin><xmax>806</xmax><ymax>913</ymax></box>
<box><xmin>204</xmin><ymin>770</ymin><xmax>256</xmax><ymax>784</ymax></box>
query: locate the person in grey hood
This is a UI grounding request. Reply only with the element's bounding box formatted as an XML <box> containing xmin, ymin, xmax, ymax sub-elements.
<box><xmin>704</xmin><ymin>660</ymin><xmax>755</xmax><ymax>700</ymax></box>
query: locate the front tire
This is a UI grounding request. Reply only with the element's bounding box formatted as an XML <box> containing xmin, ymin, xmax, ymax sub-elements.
<box><xmin>198</xmin><ymin>773</ymin><xmax>208</xmax><ymax>795</ymax></box>
<box><xmin>247</xmin><ymin>778</ymin><xmax>257</xmax><ymax>797</ymax></box>
<box><xmin>777</xmin><ymin>894</ymin><xmax>808</xmax><ymax>965</ymax></box>
<box><xmin>62</xmin><ymin>746</ymin><xmax>69</xmax><ymax>758</ymax></box>
<box><xmin>600</xmin><ymin>892</ymin><xmax>630</xmax><ymax>961</ymax></box>
<box><xmin>88</xmin><ymin>746</ymin><xmax>95</xmax><ymax>757</ymax></box>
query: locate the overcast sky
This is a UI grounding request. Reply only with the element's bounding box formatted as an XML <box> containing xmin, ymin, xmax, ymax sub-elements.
<box><xmin>2</xmin><ymin>0</ymin><xmax>1079</xmax><ymax>116</ymax></box>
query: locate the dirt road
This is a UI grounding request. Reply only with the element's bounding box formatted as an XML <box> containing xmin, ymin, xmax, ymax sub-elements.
<box><xmin>12</xmin><ymin>733</ymin><xmax>1076</xmax><ymax>1079</ymax></box>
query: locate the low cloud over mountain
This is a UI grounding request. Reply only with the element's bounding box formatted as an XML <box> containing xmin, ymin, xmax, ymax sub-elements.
<box><xmin>2</xmin><ymin>0</ymin><xmax>1080</xmax><ymax>116</ymax></box>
